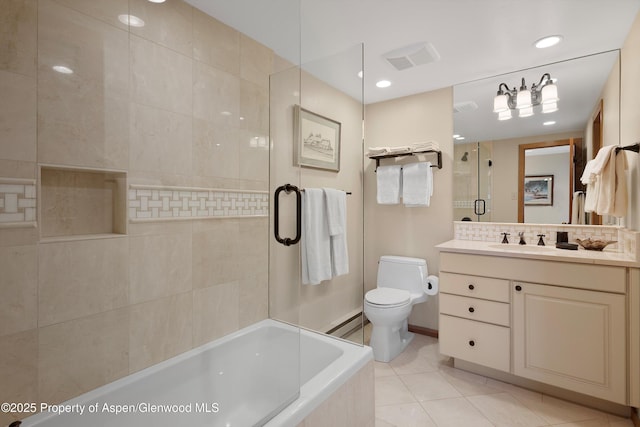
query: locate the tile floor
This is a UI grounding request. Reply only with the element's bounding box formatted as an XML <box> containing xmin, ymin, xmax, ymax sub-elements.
<box><xmin>363</xmin><ymin>326</ymin><xmax>634</xmax><ymax>427</ymax></box>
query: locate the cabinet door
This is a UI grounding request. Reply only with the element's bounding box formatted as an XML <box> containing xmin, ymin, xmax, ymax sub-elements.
<box><xmin>513</xmin><ymin>282</ymin><xmax>626</xmax><ymax>404</ymax></box>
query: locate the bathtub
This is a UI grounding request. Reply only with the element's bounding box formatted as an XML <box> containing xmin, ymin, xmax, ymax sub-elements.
<box><xmin>20</xmin><ymin>319</ymin><xmax>373</xmax><ymax>427</ymax></box>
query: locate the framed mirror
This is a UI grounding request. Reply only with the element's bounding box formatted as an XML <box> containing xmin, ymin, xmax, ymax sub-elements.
<box><xmin>453</xmin><ymin>50</ymin><xmax>620</xmax><ymax>224</ymax></box>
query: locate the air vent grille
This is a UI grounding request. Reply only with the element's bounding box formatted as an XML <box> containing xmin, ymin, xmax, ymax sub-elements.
<box><xmin>453</xmin><ymin>101</ymin><xmax>479</xmax><ymax>113</ymax></box>
<box><xmin>383</xmin><ymin>42</ymin><xmax>440</xmax><ymax>71</ymax></box>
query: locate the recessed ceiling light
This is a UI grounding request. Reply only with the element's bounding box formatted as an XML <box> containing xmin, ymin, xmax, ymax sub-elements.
<box><xmin>376</xmin><ymin>80</ymin><xmax>391</xmax><ymax>88</ymax></box>
<box><xmin>455</xmin><ymin>136</ymin><xmax>465</xmax><ymax>141</ymax></box>
<box><xmin>453</xmin><ymin>134</ymin><xmax>460</xmax><ymax>138</ymax></box>
<box><xmin>118</xmin><ymin>14</ymin><xmax>145</xmax><ymax>27</ymax></box>
<box><xmin>52</xmin><ymin>65</ymin><xmax>73</xmax><ymax>74</ymax></box>
<box><xmin>534</xmin><ymin>35</ymin><xmax>563</xmax><ymax>49</ymax></box>
<box><xmin>543</xmin><ymin>121</ymin><xmax>556</xmax><ymax>126</ymax></box>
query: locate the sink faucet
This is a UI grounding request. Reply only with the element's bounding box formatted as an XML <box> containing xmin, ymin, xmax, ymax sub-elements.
<box><xmin>501</xmin><ymin>232</ymin><xmax>510</xmax><ymax>244</ymax></box>
<box><xmin>537</xmin><ymin>234</ymin><xmax>546</xmax><ymax>246</ymax></box>
<box><xmin>518</xmin><ymin>232</ymin><xmax>526</xmax><ymax>245</ymax></box>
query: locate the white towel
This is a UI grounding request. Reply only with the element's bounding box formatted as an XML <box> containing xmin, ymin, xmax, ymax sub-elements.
<box><xmin>411</xmin><ymin>141</ymin><xmax>440</xmax><ymax>152</ymax></box>
<box><xmin>301</xmin><ymin>189</ymin><xmax>332</xmax><ymax>285</ymax></box>
<box><xmin>595</xmin><ymin>147</ymin><xmax>627</xmax><ymax>217</ymax></box>
<box><xmin>580</xmin><ymin>160</ymin><xmax>596</xmax><ymax>185</ymax></box>
<box><xmin>377</xmin><ymin>165</ymin><xmax>402</xmax><ymax>204</ymax></box>
<box><xmin>571</xmin><ymin>191</ymin><xmax>585</xmax><ymax>224</ymax></box>
<box><xmin>584</xmin><ymin>146</ymin><xmax>628</xmax><ymax>217</ymax></box>
<box><xmin>402</xmin><ymin>162</ymin><xmax>433</xmax><ymax>207</ymax></box>
<box><xmin>323</xmin><ymin>188</ymin><xmax>349</xmax><ymax>277</ymax></box>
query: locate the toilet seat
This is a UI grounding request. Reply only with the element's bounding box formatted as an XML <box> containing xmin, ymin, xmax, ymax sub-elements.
<box><xmin>365</xmin><ymin>288</ymin><xmax>411</xmax><ymax>308</ymax></box>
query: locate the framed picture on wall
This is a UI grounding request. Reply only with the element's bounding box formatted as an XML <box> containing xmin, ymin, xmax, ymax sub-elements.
<box><xmin>294</xmin><ymin>105</ymin><xmax>341</xmax><ymax>172</ymax></box>
<box><xmin>524</xmin><ymin>175</ymin><xmax>554</xmax><ymax>206</ymax></box>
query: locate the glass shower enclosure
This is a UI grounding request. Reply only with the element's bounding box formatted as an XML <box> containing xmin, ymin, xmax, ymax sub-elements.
<box><xmin>453</xmin><ymin>141</ymin><xmax>493</xmax><ymax>222</ymax></box>
<box><xmin>269</xmin><ymin>43</ymin><xmax>365</xmax><ymax>340</ymax></box>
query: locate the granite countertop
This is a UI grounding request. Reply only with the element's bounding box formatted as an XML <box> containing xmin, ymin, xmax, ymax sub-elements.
<box><xmin>436</xmin><ymin>239</ymin><xmax>640</xmax><ymax>268</ymax></box>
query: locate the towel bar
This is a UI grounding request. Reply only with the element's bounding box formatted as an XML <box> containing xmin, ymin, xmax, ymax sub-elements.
<box><xmin>615</xmin><ymin>142</ymin><xmax>640</xmax><ymax>153</ymax></box>
<box><xmin>370</xmin><ymin>150</ymin><xmax>442</xmax><ymax>171</ymax></box>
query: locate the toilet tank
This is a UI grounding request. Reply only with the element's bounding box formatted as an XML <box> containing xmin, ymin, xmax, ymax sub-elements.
<box><xmin>377</xmin><ymin>255</ymin><xmax>427</xmax><ymax>293</ymax></box>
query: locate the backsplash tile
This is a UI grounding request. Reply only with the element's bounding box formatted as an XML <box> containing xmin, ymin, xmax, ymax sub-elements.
<box><xmin>0</xmin><ymin>178</ymin><xmax>36</xmax><ymax>227</ymax></box>
<box><xmin>128</xmin><ymin>184</ymin><xmax>268</xmax><ymax>222</ymax></box>
<box><xmin>453</xmin><ymin>221</ymin><xmax>637</xmax><ymax>258</ymax></box>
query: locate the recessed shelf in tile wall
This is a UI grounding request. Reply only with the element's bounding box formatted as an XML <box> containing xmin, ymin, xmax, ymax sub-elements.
<box><xmin>39</xmin><ymin>166</ymin><xmax>127</xmax><ymax>240</ymax></box>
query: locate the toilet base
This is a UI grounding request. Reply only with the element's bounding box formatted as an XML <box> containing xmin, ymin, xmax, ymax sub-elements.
<box><xmin>369</xmin><ymin>321</ymin><xmax>415</xmax><ymax>363</ymax></box>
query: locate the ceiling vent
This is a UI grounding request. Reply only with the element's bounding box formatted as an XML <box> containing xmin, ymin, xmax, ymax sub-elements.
<box><xmin>383</xmin><ymin>42</ymin><xmax>441</xmax><ymax>71</ymax></box>
<box><xmin>453</xmin><ymin>101</ymin><xmax>479</xmax><ymax>113</ymax></box>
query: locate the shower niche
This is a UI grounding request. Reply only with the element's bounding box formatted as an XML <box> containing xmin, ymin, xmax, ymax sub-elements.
<box><xmin>39</xmin><ymin>165</ymin><xmax>127</xmax><ymax>241</ymax></box>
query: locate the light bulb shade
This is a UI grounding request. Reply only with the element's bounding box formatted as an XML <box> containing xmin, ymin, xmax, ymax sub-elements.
<box><xmin>542</xmin><ymin>101</ymin><xmax>558</xmax><ymax>113</ymax></box>
<box><xmin>498</xmin><ymin>109</ymin><xmax>512</xmax><ymax>121</ymax></box>
<box><xmin>516</xmin><ymin>89</ymin><xmax>532</xmax><ymax>109</ymax></box>
<box><xmin>519</xmin><ymin>106</ymin><xmax>534</xmax><ymax>117</ymax></box>
<box><xmin>493</xmin><ymin>94</ymin><xmax>509</xmax><ymax>113</ymax></box>
<box><xmin>541</xmin><ymin>83</ymin><xmax>559</xmax><ymax>104</ymax></box>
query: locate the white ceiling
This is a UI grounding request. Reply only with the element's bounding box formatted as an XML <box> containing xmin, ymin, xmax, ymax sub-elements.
<box><xmin>185</xmin><ymin>0</ymin><xmax>640</xmax><ymax>141</ymax></box>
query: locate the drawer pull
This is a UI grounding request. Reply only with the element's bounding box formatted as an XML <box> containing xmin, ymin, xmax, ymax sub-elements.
<box><xmin>468</xmin><ymin>307</ymin><xmax>475</xmax><ymax>313</ymax></box>
<box><xmin>468</xmin><ymin>284</ymin><xmax>475</xmax><ymax>290</ymax></box>
<box><xmin>469</xmin><ymin>340</ymin><xmax>475</xmax><ymax>347</ymax></box>
<box><xmin>515</xmin><ymin>285</ymin><xmax>522</xmax><ymax>291</ymax></box>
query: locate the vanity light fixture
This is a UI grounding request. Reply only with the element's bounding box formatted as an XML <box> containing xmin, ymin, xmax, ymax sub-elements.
<box><xmin>543</xmin><ymin>120</ymin><xmax>556</xmax><ymax>126</ymax></box>
<box><xmin>493</xmin><ymin>73</ymin><xmax>559</xmax><ymax>120</ymax></box>
<box><xmin>376</xmin><ymin>80</ymin><xmax>391</xmax><ymax>88</ymax></box>
<box><xmin>148</xmin><ymin>0</ymin><xmax>166</xmax><ymax>2</ymax></box>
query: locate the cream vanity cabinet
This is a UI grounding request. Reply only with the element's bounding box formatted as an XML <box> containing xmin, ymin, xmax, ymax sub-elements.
<box><xmin>512</xmin><ymin>281</ymin><xmax>626</xmax><ymax>404</ymax></box>
<box><xmin>438</xmin><ymin>251</ymin><xmax>635</xmax><ymax>406</ymax></box>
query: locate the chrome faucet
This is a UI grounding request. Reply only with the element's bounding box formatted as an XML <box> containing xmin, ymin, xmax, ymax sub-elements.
<box><xmin>518</xmin><ymin>232</ymin><xmax>526</xmax><ymax>245</ymax></box>
<box><xmin>501</xmin><ymin>232</ymin><xmax>510</xmax><ymax>244</ymax></box>
<box><xmin>537</xmin><ymin>234</ymin><xmax>546</xmax><ymax>246</ymax></box>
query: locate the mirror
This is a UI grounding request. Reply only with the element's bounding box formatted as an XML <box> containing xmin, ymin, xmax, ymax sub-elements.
<box><xmin>453</xmin><ymin>50</ymin><xmax>620</xmax><ymax>224</ymax></box>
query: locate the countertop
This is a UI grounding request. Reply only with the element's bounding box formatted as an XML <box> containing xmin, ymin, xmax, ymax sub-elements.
<box><xmin>436</xmin><ymin>239</ymin><xmax>640</xmax><ymax>268</ymax></box>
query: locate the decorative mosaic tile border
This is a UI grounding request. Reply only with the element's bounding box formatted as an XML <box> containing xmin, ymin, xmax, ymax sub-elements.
<box><xmin>128</xmin><ymin>184</ymin><xmax>269</xmax><ymax>222</ymax></box>
<box><xmin>0</xmin><ymin>178</ymin><xmax>37</xmax><ymax>228</ymax></box>
<box><xmin>453</xmin><ymin>221</ymin><xmax>638</xmax><ymax>258</ymax></box>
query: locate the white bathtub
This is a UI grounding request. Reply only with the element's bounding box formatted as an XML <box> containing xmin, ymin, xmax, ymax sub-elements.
<box><xmin>21</xmin><ymin>319</ymin><xmax>372</xmax><ymax>427</ymax></box>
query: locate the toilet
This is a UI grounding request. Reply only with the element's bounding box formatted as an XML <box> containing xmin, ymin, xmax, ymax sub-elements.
<box><xmin>364</xmin><ymin>255</ymin><xmax>436</xmax><ymax>362</ymax></box>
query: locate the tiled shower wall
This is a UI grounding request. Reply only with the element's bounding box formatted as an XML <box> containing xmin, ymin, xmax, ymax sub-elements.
<box><xmin>0</xmin><ymin>1</ymin><xmax>274</xmax><ymax>423</ymax></box>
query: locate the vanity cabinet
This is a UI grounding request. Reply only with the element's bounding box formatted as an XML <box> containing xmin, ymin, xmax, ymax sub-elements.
<box><xmin>439</xmin><ymin>272</ymin><xmax>511</xmax><ymax>372</ymax></box>
<box><xmin>438</xmin><ymin>251</ymin><xmax>631</xmax><ymax>406</ymax></box>
<box><xmin>512</xmin><ymin>281</ymin><xmax>626</xmax><ymax>404</ymax></box>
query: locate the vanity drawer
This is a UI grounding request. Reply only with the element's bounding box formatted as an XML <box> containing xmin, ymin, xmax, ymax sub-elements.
<box><xmin>439</xmin><ymin>314</ymin><xmax>510</xmax><ymax>372</ymax></box>
<box><xmin>440</xmin><ymin>272</ymin><xmax>510</xmax><ymax>302</ymax></box>
<box><xmin>440</xmin><ymin>293</ymin><xmax>510</xmax><ymax>326</ymax></box>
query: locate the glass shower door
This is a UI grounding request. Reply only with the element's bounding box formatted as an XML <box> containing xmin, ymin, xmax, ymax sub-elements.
<box><xmin>269</xmin><ymin>43</ymin><xmax>365</xmax><ymax>343</ymax></box>
<box><xmin>454</xmin><ymin>141</ymin><xmax>493</xmax><ymax>222</ymax></box>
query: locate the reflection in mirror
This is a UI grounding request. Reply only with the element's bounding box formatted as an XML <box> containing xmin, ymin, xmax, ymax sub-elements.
<box><xmin>453</xmin><ymin>50</ymin><xmax>620</xmax><ymax>224</ymax></box>
<box><xmin>519</xmin><ymin>142</ymin><xmax>573</xmax><ymax>224</ymax></box>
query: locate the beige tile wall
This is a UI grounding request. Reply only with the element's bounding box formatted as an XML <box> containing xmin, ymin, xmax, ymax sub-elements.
<box><xmin>0</xmin><ymin>1</ymin><xmax>271</xmax><ymax>424</ymax></box>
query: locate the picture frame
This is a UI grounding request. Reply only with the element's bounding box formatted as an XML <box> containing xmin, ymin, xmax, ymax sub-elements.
<box><xmin>524</xmin><ymin>175</ymin><xmax>554</xmax><ymax>206</ymax></box>
<box><xmin>294</xmin><ymin>105</ymin><xmax>341</xmax><ymax>172</ymax></box>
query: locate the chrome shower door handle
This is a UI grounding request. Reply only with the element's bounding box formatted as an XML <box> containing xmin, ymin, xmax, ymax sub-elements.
<box><xmin>274</xmin><ymin>184</ymin><xmax>302</xmax><ymax>246</ymax></box>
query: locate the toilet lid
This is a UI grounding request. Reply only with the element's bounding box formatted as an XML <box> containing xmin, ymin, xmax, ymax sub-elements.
<box><xmin>366</xmin><ymin>288</ymin><xmax>410</xmax><ymax>307</ymax></box>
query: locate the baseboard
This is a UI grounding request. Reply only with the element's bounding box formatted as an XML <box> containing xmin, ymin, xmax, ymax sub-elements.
<box><xmin>408</xmin><ymin>324</ymin><xmax>438</xmax><ymax>338</ymax></box>
<box><xmin>632</xmin><ymin>408</ymin><xmax>639</xmax><ymax>426</ymax></box>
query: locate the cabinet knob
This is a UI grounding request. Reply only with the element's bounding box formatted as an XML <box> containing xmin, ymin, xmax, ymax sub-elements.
<box><xmin>468</xmin><ymin>307</ymin><xmax>475</xmax><ymax>313</ymax></box>
<box><xmin>468</xmin><ymin>284</ymin><xmax>475</xmax><ymax>290</ymax></box>
<box><xmin>469</xmin><ymin>340</ymin><xmax>475</xmax><ymax>347</ymax></box>
<box><xmin>515</xmin><ymin>285</ymin><xmax>522</xmax><ymax>291</ymax></box>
